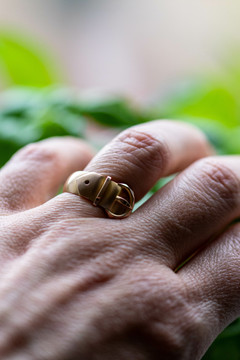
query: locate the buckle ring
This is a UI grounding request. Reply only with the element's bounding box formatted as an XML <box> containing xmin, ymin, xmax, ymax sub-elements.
<box><xmin>64</xmin><ymin>171</ymin><xmax>135</xmax><ymax>219</ymax></box>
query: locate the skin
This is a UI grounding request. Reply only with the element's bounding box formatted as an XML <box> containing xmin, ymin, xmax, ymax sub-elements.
<box><xmin>0</xmin><ymin>119</ymin><xmax>239</xmax><ymax>360</ymax></box>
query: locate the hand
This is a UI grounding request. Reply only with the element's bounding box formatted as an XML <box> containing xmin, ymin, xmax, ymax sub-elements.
<box><xmin>0</xmin><ymin>120</ymin><xmax>239</xmax><ymax>360</ymax></box>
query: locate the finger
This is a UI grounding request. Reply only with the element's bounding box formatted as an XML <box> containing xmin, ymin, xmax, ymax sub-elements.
<box><xmin>178</xmin><ymin>222</ymin><xmax>240</xmax><ymax>341</ymax></box>
<box><xmin>66</xmin><ymin>120</ymin><xmax>211</xmax><ymax>217</ymax></box>
<box><xmin>85</xmin><ymin>120</ymin><xmax>212</xmax><ymax>202</ymax></box>
<box><xmin>0</xmin><ymin>137</ymin><xmax>94</xmax><ymax>212</ymax></box>
<box><xmin>137</xmin><ymin>156</ymin><xmax>240</xmax><ymax>269</ymax></box>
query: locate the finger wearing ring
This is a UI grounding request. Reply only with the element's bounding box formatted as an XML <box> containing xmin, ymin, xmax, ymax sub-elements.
<box><xmin>63</xmin><ymin>171</ymin><xmax>135</xmax><ymax>219</ymax></box>
<box><xmin>63</xmin><ymin>121</ymin><xmax>212</xmax><ymax>220</ymax></box>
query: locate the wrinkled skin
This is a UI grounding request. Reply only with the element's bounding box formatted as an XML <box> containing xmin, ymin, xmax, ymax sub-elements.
<box><xmin>0</xmin><ymin>120</ymin><xmax>240</xmax><ymax>360</ymax></box>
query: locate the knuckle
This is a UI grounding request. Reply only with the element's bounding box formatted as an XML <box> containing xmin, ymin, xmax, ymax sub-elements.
<box><xmin>115</xmin><ymin>129</ymin><xmax>170</xmax><ymax>174</ymax></box>
<box><xmin>15</xmin><ymin>143</ymin><xmax>60</xmax><ymax>168</ymax></box>
<box><xmin>197</xmin><ymin>158</ymin><xmax>240</xmax><ymax>205</ymax></box>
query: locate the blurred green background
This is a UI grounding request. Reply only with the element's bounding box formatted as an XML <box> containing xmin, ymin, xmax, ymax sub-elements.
<box><xmin>1</xmin><ymin>5</ymin><xmax>240</xmax><ymax>358</ymax></box>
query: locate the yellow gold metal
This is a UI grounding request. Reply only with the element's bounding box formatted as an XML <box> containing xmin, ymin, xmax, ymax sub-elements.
<box><xmin>63</xmin><ymin>171</ymin><xmax>135</xmax><ymax>219</ymax></box>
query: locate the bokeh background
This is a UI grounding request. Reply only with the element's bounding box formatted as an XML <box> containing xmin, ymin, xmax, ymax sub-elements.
<box><xmin>0</xmin><ymin>1</ymin><xmax>240</xmax><ymax>359</ymax></box>
<box><xmin>1</xmin><ymin>0</ymin><xmax>240</xmax><ymax>101</ymax></box>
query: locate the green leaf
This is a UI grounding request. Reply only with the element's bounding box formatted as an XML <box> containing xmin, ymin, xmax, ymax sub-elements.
<box><xmin>149</xmin><ymin>78</ymin><xmax>240</xmax><ymax>129</ymax></box>
<box><xmin>203</xmin><ymin>319</ymin><xmax>240</xmax><ymax>360</ymax></box>
<box><xmin>69</xmin><ymin>94</ymin><xmax>146</xmax><ymax>127</ymax></box>
<box><xmin>0</xmin><ymin>31</ymin><xmax>59</xmax><ymax>87</ymax></box>
<box><xmin>0</xmin><ymin>87</ymin><xmax>87</xmax><ymax>167</ymax></box>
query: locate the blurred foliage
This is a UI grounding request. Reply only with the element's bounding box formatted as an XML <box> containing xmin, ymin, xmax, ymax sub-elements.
<box><xmin>203</xmin><ymin>318</ymin><xmax>240</xmax><ymax>360</ymax></box>
<box><xmin>0</xmin><ymin>87</ymin><xmax>145</xmax><ymax>167</ymax></box>
<box><xmin>0</xmin><ymin>31</ymin><xmax>59</xmax><ymax>87</ymax></box>
<box><xmin>147</xmin><ymin>70</ymin><xmax>240</xmax><ymax>155</ymax></box>
<box><xmin>0</xmin><ymin>30</ymin><xmax>240</xmax><ymax>359</ymax></box>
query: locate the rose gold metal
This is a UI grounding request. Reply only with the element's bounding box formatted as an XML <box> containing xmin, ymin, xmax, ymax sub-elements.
<box><xmin>63</xmin><ymin>171</ymin><xmax>135</xmax><ymax>219</ymax></box>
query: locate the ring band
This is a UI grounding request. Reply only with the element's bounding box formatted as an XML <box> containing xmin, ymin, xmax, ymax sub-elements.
<box><xmin>63</xmin><ymin>171</ymin><xmax>135</xmax><ymax>219</ymax></box>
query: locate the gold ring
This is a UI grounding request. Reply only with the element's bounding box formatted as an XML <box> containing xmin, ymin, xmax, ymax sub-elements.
<box><xmin>63</xmin><ymin>171</ymin><xmax>135</xmax><ymax>219</ymax></box>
